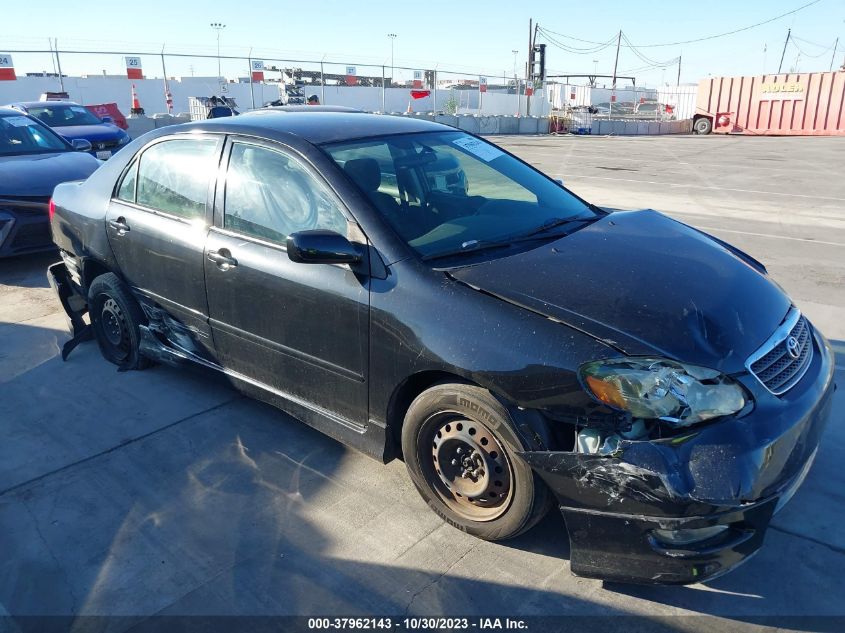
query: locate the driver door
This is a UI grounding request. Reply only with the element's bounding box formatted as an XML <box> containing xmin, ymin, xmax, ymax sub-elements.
<box><xmin>204</xmin><ymin>137</ymin><xmax>370</xmax><ymax>425</ymax></box>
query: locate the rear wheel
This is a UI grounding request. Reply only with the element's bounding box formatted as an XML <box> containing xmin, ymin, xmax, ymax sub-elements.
<box><xmin>88</xmin><ymin>273</ymin><xmax>152</xmax><ymax>370</ymax></box>
<box><xmin>694</xmin><ymin>116</ymin><xmax>713</xmax><ymax>135</ymax></box>
<box><xmin>401</xmin><ymin>383</ymin><xmax>550</xmax><ymax>541</ymax></box>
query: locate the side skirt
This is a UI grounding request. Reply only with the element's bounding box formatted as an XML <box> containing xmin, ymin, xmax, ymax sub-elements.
<box><xmin>138</xmin><ymin>326</ymin><xmax>389</xmax><ymax>462</ymax></box>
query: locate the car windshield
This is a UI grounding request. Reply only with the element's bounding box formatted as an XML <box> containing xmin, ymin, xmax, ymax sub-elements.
<box><xmin>0</xmin><ymin>112</ymin><xmax>69</xmax><ymax>156</ymax></box>
<box><xmin>27</xmin><ymin>104</ymin><xmax>103</xmax><ymax>127</ymax></box>
<box><xmin>323</xmin><ymin>131</ymin><xmax>596</xmax><ymax>261</ymax></box>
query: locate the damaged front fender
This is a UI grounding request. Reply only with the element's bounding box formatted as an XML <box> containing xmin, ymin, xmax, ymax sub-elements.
<box><xmin>519</xmin><ymin>331</ymin><xmax>835</xmax><ymax>583</ymax></box>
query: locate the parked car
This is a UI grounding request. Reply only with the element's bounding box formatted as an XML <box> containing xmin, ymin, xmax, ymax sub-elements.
<box><xmin>635</xmin><ymin>101</ymin><xmax>676</xmax><ymax>120</ymax></box>
<box><xmin>47</xmin><ymin>112</ymin><xmax>835</xmax><ymax>585</ymax></box>
<box><xmin>7</xmin><ymin>100</ymin><xmax>131</xmax><ymax>160</ymax></box>
<box><xmin>0</xmin><ymin>108</ymin><xmax>100</xmax><ymax>257</ymax></box>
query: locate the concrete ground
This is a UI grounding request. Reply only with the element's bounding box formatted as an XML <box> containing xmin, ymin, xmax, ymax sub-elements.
<box><xmin>1</xmin><ymin>134</ymin><xmax>843</xmax><ymax>630</ymax></box>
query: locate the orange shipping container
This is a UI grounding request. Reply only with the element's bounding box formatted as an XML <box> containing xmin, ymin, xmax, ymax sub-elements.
<box><xmin>694</xmin><ymin>71</ymin><xmax>845</xmax><ymax>136</ymax></box>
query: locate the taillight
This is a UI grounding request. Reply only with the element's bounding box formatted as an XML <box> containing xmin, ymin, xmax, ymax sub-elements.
<box><xmin>48</xmin><ymin>199</ymin><xmax>56</xmax><ymax>221</ymax></box>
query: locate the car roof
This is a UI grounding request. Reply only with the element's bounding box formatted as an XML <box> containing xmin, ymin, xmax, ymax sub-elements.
<box><xmin>259</xmin><ymin>105</ymin><xmax>364</xmax><ymax>113</ymax></box>
<box><xmin>9</xmin><ymin>101</ymin><xmax>81</xmax><ymax>108</ymax></box>
<box><xmin>182</xmin><ymin>111</ymin><xmax>452</xmax><ymax>145</ymax></box>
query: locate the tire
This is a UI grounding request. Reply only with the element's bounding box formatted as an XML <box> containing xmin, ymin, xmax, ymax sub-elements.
<box><xmin>694</xmin><ymin>117</ymin><xmax>713</xmax><ymax>135</ymax></box>
<box><xmin>87</xmin><ymin>272</ymin><xmax>152</xmax><ymax>370</ymax></box>
<box><xmin>401</xmin><ymin>383</ymin><xmax>550</xmax><ymax>541</ymax></box>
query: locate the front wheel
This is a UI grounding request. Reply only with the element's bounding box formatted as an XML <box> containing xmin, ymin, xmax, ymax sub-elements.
<box><xmin>694</xmin><ymin>117</ymin><xmax>713</xmax><ymax>135</ymax></box>
<box><xmin>88</xmin><ymin>272</ymin><xmax>152</xmax><ymax>370</ymax></box>
<box><xmin>401</xmin><ymin>383</ymin><xmax>550</xmax><ymax>541</ymax></box>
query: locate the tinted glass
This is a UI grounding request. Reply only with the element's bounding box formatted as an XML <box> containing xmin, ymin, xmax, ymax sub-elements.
<box><xmin>324</xmin><ymin>131</ymin><xmax>594</xmax><ymax>259</ymax></box>
<box><xmin>28</xmin><ymin>104</ymin><xmax>103</xmax><ymax>127</ymax></box>
<box><xmin>136</xmin><ymin>139</ymin><xmax>218</xmax><ymax>220</ymax></box>
<box><xmin>0</xmin><ymin>112</ymin><xmax>68</xmax><ymax>156</ymax></box>
<box><xmin>224</xmin><ymin>142</ymin><xmax>347</xmax><ymax>243</ymax></box>
<box><xmin>116</xmin><ymin>160</ymin><xmax>137</xmax><ymax>202</ymax></box>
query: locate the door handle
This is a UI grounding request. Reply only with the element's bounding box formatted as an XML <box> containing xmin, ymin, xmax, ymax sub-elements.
<box><xmin>108</xmin><ymin>218</ymin><xmax>130</xmax><ymax>235</ymax></box>
<box><xmin>207</xmin><ymin>249</ymin><xmax>238</xmax><ymax>270</ymax></box>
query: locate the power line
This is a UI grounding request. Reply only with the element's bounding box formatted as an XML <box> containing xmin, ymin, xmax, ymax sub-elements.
<box><xmin>620</xmin><ymin>32</ymin><xmax>679</xmax><ymax>67</ymax></box>
<box><xmin>536</xmin><ymin>28</ymin><xmax>617</xmax><ymax>54</ymax></box>
<box><xmin>789</xmin><ymin>37</ymin><xmax>837</xmax><ymax>58</ymax></box>
<box><xmin>541</xmin><ymin>0</ymin><xmax>823</xmax><ymax>49</ymax></box>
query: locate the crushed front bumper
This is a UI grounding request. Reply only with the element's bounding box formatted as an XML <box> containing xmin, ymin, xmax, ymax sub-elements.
<box><xmin>522</xmin><ymin>329</ymin><xmax>836</xmax><ymax>585</ymax></box>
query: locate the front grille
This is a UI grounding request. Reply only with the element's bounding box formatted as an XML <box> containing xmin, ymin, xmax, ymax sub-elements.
<box><xmin>90</xmin><ymin>139</ymin><xmax>120</xmax><ymax>151</ymax></box>
<box><xmin>748</xmin><ymin>311</ymin><xmax>813</xmax><ymax>395</ymax></box>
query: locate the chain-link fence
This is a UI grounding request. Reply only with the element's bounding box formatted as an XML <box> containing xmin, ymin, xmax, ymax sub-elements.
<box><xmin>546</xmin><ymin>80</ymin><xmax>698</xmax><ymax>134</ymax></box>
<box><xmin>0</xmin><ymin>45</ymin><xmax>559</xmax><ymax>117</ymax></box>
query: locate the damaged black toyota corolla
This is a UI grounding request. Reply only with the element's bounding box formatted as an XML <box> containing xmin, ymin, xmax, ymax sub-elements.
<box><xmin>47</xmin><ymin>111</ymin><xmax>836</xmax><ymax>584</ymax></box>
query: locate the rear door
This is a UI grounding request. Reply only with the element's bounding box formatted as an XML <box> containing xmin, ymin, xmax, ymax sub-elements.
<box><xmin>204</xmin><ymin>137</ymin><xmax>370</xmax><ymax>425</ymax></box>
<box><xmin>106</xmin><ymin>135</ymin><xmax>222</xmax><ymax>355</ymax></box>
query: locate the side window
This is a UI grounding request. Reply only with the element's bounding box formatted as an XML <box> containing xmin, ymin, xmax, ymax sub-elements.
<box><xmin>136</xmin><ymin>138</ymin><xmax>218</xmax><ymax>220</ymax></box>
<box><xmin>116</xmin><ymin>160</ymin><xmax>137</xmax><ymax>203</ymax></box>
<box><xmin>224</xmin><ymin>142</ymin><xmax>347</xmax><ymax>243</ymax></box>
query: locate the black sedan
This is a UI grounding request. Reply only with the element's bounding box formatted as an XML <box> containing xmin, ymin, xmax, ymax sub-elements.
<box><xmin>47</xmin><ymin>111</ymin><xmax>835</xmax><ymax>584</ymax></box>
<box><xmin>0</xmin><ymin>108</ymin><xmax>100</xmax><ymax>258</ymax></box>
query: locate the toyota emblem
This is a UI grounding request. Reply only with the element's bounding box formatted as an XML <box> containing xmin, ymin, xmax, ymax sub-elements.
<box><xmin>786</xmin><ymin>336</ymin><xmax>801</xmax><ymax>360</ymax></box>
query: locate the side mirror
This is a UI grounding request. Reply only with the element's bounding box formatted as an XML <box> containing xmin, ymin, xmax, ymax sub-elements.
<box><xmin>71</xmin><ymin>138</ymin><xmax>93</xmax><ymax>152</ymax></box>
<box><xmin>101</xmin><ymin>116</ymin><xmax>114</xmax><ymax>124</ymax></box>
<box><xmin>287</xmin><ymin>229</ymin><xmax>363</xmax><ymax>265</ymax></box>
<box><xmin>554</xmin><ymin>178</ymin><xmax>564</xmax><ymax>186</ymax></box>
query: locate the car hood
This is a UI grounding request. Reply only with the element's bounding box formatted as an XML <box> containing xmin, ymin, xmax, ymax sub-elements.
<box><xmin>55</xmin><ymin>124</ymin><xmax>125</xmax><ymax>142</ymax></box>
<box><xmin>449</xmin><ymin>210</ymin><xmax>791</xmax><ymax>373</ymax></box>
<box><xmin>0</xmin><ymin>152</ymin><xmax>100</xmax><ymax>197</ymax></box>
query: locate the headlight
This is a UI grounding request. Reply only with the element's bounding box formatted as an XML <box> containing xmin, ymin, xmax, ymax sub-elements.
<box><xmin>579</xmin><ymin>357</ymin><xmax>746</xmax><ymax>427</ymax></box>
<box><xmin>118</xmin><ymin>134</ymin><xmax>131</xmax><ymax>145</ymax></box>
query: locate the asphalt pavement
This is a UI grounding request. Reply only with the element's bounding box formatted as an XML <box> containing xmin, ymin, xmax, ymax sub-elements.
<box><xmin>1</xmin><ymin>134</ymin><xmax>843</xmax><ymax>631</ymax></box>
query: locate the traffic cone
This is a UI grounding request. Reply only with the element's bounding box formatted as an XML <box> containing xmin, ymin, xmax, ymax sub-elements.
<box><xmin>130</xmin><ymin>84</ymin><xmax>145</xmax><ymax>116</ymax></box>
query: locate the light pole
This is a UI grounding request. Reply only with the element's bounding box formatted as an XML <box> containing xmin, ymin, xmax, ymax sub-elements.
<box><xmin>210</xmin><ymin>22</ymin><xmax>226</xmax><ymax>82</ymax></box>
<box><xmin>388</xmin><ymin>33</ymin><xmax>397</xmax><ymax>87</ymax></box>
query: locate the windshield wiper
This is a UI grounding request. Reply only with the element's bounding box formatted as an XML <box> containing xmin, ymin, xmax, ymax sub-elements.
<box><xmin>421</xmin><ymin>239</ymin><xmax>512</xmax><ymax>262</ymax></box>
<box><xmin>497</xmin><ymin>216</ymin><xmax>598</xmax><ymax>246</ymax></box>
<box><xmin>422</xmin><ymin>216</ymin><xmax>600</xmax><ymax>262</ymax></box>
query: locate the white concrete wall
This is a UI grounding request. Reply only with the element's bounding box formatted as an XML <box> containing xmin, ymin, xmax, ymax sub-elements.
<box><xmin>0</xmin><ymin>76</ymin><xmax>282</xmax><ymax>114</ymax></box>
<box><xmin>0</xmin><ymin>75</ymin><xmax>553</xmax><ymax>117</ymax></box>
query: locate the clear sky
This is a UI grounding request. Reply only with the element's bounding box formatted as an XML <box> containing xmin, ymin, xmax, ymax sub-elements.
<box><xmin>1</xmin><ymin>0</ymin><xmax>843</xmax><ymax>86</ymax></box>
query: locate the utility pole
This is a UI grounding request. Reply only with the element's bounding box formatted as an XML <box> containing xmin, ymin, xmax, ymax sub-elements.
<box><xmin>831</xmin><ymin>37</ymin><xmax>839</xmax><ymax>72</ymax></box>
<box><xmin>388</xmin><ymin>33</ymin><xmax>397</xmax><ymax>87</ymax></box>
<box><xmin>778</xmin><ymin>28</ymin><xmax>791</xmax><ymax>74</ymax></box>
<box><xmin>527</xmin><ymin>19</ymin><xmax>534</xmax><ymax>116</ymax></box>
<box><xmin>610</xmin><ymin>30</ymin><xmax>621</xmax><ymax>114</ymax></box>
<box><xmin>676</xmin><ymin>55</ymin><xmax>682</xmax><ymax>86</ymax></box>
<box><xmin>210</xmin><ymin>22</ymin><xmax>226</xmax><ymax>85</ymax></box>
<box><xmin>54</xmin><ymin>38</ymin><xmax>65</xmax><ymax>92</ymax></box>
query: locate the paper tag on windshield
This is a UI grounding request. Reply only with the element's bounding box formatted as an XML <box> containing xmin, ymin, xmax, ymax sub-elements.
<box><xmin>452</xmin><ymin>136</ymin><xmax>504</xmax><ymax>162</ymax></box>
<box><xmin>4</xmin><ymin>116</ymin><xmax>33</xmax><ymax>127</ymax></box>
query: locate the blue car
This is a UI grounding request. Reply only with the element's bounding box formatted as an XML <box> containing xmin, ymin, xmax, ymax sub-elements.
<box><xmin>0</xmin><ymin>107</ymin><xmax>101</xmax><ymax>257</ymax></box>
<box><xmin>7</xmin><ymin>100</ymin><xmax>131</xmax><ymax>161</ymax></box>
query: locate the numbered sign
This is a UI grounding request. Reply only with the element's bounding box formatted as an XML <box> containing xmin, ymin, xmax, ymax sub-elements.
<box><xmin>0</xmin><ymin>54</ymin><xmax>16</xmax><ymax>81</ymax></box>
<box><xmin>479</xmin><ymin>76</ymin><xmax>487</xmax><ymax>93</ymax></box>
<box><xmin>345</xmin><ymin>66</ymin><xmax>357</xmax><ymax>86</ymax></box>
<box><xmin>525</xmin><ymin>80</ymin><xmax>534</xmax><ymax>97</ymax></box>
<box><xmin>413</xmin><ymin>70</ymin><xmax>423</xmax><ymax>89</ymax></box>
<box><xmin>125</xmin><ymin>56</ymin><xmax>143</xmax><ymax>80</ymax></box>
<box><xmin>251</xmin><ymin>59</ymin><xmax>265</xmax><ymax>82</ymax></box>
